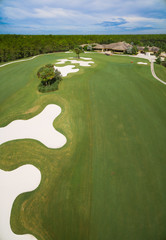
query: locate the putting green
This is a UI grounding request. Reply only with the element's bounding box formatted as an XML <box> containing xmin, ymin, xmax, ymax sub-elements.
<box><xmin>0</xmin><ymin>53</ymin><xmax>166</xmax><ymax>240</ymax></box>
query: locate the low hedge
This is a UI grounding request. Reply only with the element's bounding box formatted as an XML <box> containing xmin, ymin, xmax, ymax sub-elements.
<box><xmin>38</xmin><ymin>80</ymin><xmax>61</xmax><ymax>93</ymax></box>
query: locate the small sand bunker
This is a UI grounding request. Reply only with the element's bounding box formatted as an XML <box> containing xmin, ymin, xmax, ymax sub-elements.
<box><xmin>0</xmin><ymin>164</ymin><xmax>41</xmax><ymax>240</ymax></box>
<box><xmin>65</xmin><ymin>51</ymin><xmax>73</xmax><ymax>53</ymax></box>
<box><xmin>137</xmin><ymin>62</ymin><xmax>148</xmax><ymax>65</ymax></box>
<box><xmin>0</xmin><ymin>104</ymin><xmax>67</xmax><ymax>149</ymax></box>
<box><xmin>80</xmin><ymin>57</ymin><xmax>92</xmax><ymax>60</ymax></box>
<box><xmin>69</xmin><ymin>57</ymin><xmax>92</xmax><ymax>60</ymax></box>
<box><xmin>54</xmin><ymin>65</ymin><xmax>79</xmax><ymax>77</ymax></box>
<box><xmin>56</xmin><ymin>59</ymin><xmax>69</xmax><ymax>64</ymax></box>
<box><xmin>56</xmin><ymin>59</ymin><xmax>94</xmax><ymax>67</ymax></box>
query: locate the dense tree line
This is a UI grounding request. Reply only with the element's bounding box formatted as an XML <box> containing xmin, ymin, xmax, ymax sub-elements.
<box><xmin>0</xmin><ymin>34</ymin><xmax>166</xmax><ymax>63</ymax></box>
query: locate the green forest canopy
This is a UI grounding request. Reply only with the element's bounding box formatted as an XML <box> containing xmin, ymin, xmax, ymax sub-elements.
<box><xmin>0</xmin><ymin>34</ymin><xmax>166</xmax><ymax>62</ymax></box>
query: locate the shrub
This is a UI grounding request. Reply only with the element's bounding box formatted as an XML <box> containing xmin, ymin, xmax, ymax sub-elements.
<box><xmin>84</xmin><ymin>46</ymin><xmax>88</xmax><ymax>51</ymax></box>
<box><xmin>132</xmin><ymin>45</ymin><xmax>138</xmax><ymax>55</ymax></box>
<box><xmin>37</xmin><ymin>64</ymin><xmax>62</xmax><ymax>93</ymax></box>
<box><xmin>156</xmin><ymin>57</ymin><xmax>161</xmax><ymax>65</ymax></box>
<box><xmin>38</xmin><ymin>80</ymin><xmax>60</xmax><ymax>93</ymax></box>
<box><xmin>45</xmin><ymin>64</ymin><xmax>54</xmax><ymax>68</ymax></box>
<box><xmin>126</xmin><ymin>46</ymin><xmax>132</xmax><ymax>54</ymax></box>
<box><xmin>161</xmin><ymin>61</ymin><xmax>166</xmax><ymax>68</ymax></box>
<box><xmin>87</xmin><ymin>45</ymin><xmax>92</xmax><ymax>51</ymax></box>
<box><xmin>37</xmin><ymin>66</ymin><xmax>45</xmax><ymax>78</ymax></box>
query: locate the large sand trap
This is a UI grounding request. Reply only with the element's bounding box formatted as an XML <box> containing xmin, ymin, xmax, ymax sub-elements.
<box><xmin>56</xmin><ymin>59</ymin><xmax>94</xmax><ymax>67</ymax></box>
<box><xmin>0</xmin><ymin>164</ymin><xmax>41</xmax><ymax>240</ymax></box>
<box><xmin>0</xmin><ymin>104</ymin><xmax>67</xmax><ymax>149</ymax></box>
<box><xmin>137</xmin><ymin>62</ymin><xmax>148</xmax><ymax>65</ymax></box>
<box><xmin>54</xmin><ymin>65</ymin><xmax>79</xmax><ymax>77</ymax></box>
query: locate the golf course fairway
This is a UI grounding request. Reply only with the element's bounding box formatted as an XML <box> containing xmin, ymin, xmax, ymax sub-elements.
<box><xmin>0</xmin><ymin>52</ymin><xmax>166</xmax><ymax>240</ymax></box>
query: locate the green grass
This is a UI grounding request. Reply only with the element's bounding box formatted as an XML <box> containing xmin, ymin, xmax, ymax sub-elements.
<box><xmin>0</xmin><ymin>53</ymin><xmax>166</xmax><ymax>240</ymax></box>
<box><xmin>154</xmin><ymin>63</ymin><xmax>166</xmax><ymax>83</ymax></box>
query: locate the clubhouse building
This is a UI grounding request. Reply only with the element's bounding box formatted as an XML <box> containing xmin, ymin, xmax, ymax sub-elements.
<box><xmin>81</xmin><ymin>41</ymin><xmax>160</xmax><ymax>55</ymax></box>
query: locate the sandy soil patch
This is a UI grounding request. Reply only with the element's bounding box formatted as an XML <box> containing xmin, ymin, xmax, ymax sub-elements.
<box><xmin>0</xmin><ymin>104</ymin><xmax>67</xmax><ymax>149</ymax></box>
<box><xmin>137</xmin><ymin>62</ymin><xmax>148</xmax><ymax>65</ymax></box>
<box><xmin>0</xmin><ymin>164</ymin><xmax>41</xmax><ymax>240</ymax></box>
<box><xmin>25</xmin><ymin>105</ymin><xmax>40</xmax><ymax>114</ymax></box>
<box><xmin>54</xmin><ymin>65</ymin><xmax>79</xmax><ymax>77</ymax></box>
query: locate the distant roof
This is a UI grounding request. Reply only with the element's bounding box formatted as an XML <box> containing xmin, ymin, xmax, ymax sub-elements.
<box><xmin>91</xmin><ymin>43</ymin><xmax>98</xmax><ymax>46</ymax></box>
<box><xmin>80</xmin><ymin>43</ymin><xmax>99</xmax><ymax>47</ymax></box>
<box><xmin>137</xmin><ymin>46</ymin><xmax>145</xmax><ymax>51</ymax></box>
<box><xmin>92</xmin><ymin>42</ymin><xmax>160</xmax><ymax>52</ymax></box>
<box><xmin>80</xmin><ymin>44</ymin><xmax>88</xmax><ymax>47</ymax></box>
<box><xmin>137</xmin><ymin>46</ymin><xmax>160</xmax><ymax>52</ymax></box>
<box><xmin>104</xmin><ymin>42</ymin><xmax>132</xmax><ymax>51</ymax></box>
<box><xmin>160</xmin><ymin>52</ymin><xmax>166</xmax><ymax>57</ymax></box>
<box><xmin>148</xmin><ymin>46</ymin><xmax>160</xmax><ymax>52</ymax></box>
<box><xmin>93</xmin><ymin>44</ymin><xmax>105</xmax><ymax>49</ymax></box>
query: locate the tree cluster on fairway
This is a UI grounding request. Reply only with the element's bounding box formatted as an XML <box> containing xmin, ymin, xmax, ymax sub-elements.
<box><xmin>0</xmin><ymin>34</ymin><xmax>166</xmax><ymax>63</ymax></box>
<box><xmin>37</xmin><ymin>64</ymin><xmax>62</xmax><ymax>92</ymax></box>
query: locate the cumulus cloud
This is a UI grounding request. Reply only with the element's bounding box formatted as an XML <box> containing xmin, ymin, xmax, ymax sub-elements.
<box><xmin>0</xmin><ymin>0</ymin><xmax>166</xmax><ymax>34</ymax></box>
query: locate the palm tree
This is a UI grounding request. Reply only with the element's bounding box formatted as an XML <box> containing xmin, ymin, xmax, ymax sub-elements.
<box><xmin>74</xmin><ymin>47</ymin><xmax>82</xmax><ymax>59</ymax></box>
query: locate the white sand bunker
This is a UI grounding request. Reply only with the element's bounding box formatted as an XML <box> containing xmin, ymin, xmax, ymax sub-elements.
<box><xmin>0</xmin><ymin>164</ymin><xmax>41</xmax><ymax>240</ymax></box>
<box><xmin>80</xmin><ymin>57</ymin><xmax>92</xmax><ymax>60</ymax></box>
<box><xmin>56</xmin><ymin>59</ymin><xmax>94</xmax><ymax>67</ymax></box>
<box><xmin>137</xmin><ymin>62</ymin><xmax>148</xmax><ymax>65</ymax></box>
<box><xmin>56</xmin><ymin>59</ymin><xmax>69</xmax><ymax>64</ymax></box>
<box><xmin>54</xmin><ymin>65</ymin><xmax>79</xmax><ymax>77</ymax></box>
<box><xmin>69</xmin><ymin>59</ymin><xmax>94</xmax><ymax>66</ymax></box>
<box><xmin>0</xmin><ymin>104</ymin><xmax>67</xmax><ymax>149</ymax></box>
<box><xmin>65</xmin><ymin>51</ymin><xmax>73</xmax><ymax>53</ymax></box>
<box><xmin>68</xmin><ymin>57</ymin><xmax>92</xmax><ymax>60</ymax></box>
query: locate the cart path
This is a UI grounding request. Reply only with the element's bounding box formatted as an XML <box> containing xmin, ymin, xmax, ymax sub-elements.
<box><xmin>150</xmin><ymin>61</ymin><xmax>166</xmax><ymax>85</ymax></box>
<box><xmin>0</xmin><ymin>56</ymin><xmax>38</xmax><ymax>68</ymax></box>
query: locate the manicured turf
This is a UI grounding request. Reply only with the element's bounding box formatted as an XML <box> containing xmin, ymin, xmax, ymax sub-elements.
<box><xmin>0</xmin><ymin>53</ymin><xmax>166</xmax><ymax>240</ymax></box>
<box><xmin>154</xmin><ymin>63</ymin><xmax>166</xmax><ymax>83</ymax></box>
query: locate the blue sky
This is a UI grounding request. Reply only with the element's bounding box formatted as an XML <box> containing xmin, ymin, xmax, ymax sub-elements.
<box><xmin>0</xmin><ymin>0</ymin><xmax>166</xmax><ymax>34</ymax></box>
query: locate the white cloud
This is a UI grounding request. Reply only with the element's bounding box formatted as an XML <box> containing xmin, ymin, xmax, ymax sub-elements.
<box><xmin>4</xmin><ymin>0</ymin><xmax>165</xmax><ymax>13</ymax></box>
<box><xmin>34</xmin><ymin>8</ymin><xmax>74</xmax><ymax>18</ymax></box>
<box><xmin>1</xmin><ymin>0</ymin><xmax>166</xmax><ymax>34</ymax></box>
<box><xmin>3</xmin><ymin>6</ymin><xmax>96</xmax><ymax>25</ymax></box>
<box><xmin>4</xmin><ymin>7</ymin><xmax>32</xmax><ymax>19</ymax></box>
<box><xmin>3</xmin><ymin>6</ymin><xmax>84</xmax><ymax>20</ymax></box>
